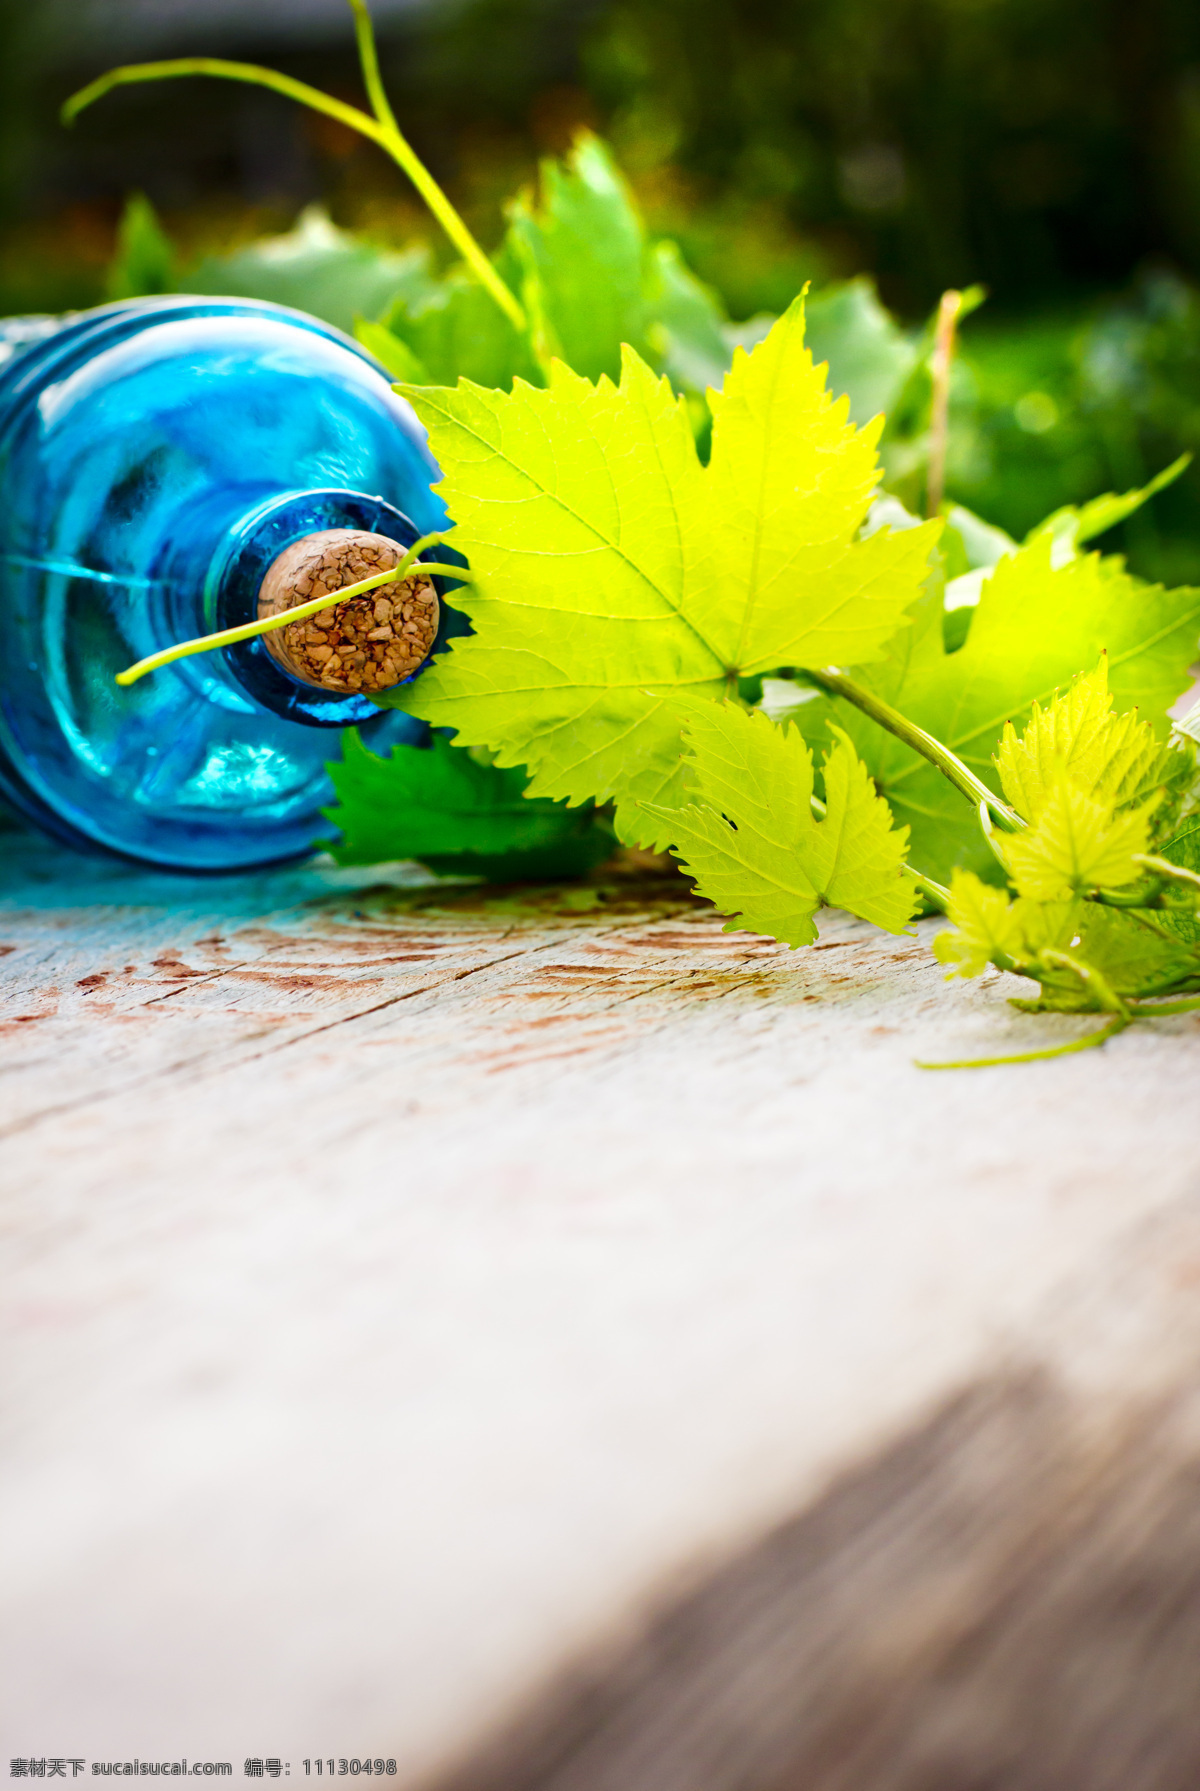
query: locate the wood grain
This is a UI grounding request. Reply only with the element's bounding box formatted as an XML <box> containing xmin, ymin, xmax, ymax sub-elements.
<box><xmin>429</xmin><ymin>1371</ymin><xmax>1200</xmax><ymax>1791</ymax></box>
<box><xmin>4</xmin><ymin>830</ymin><xmax>1200</xmax><ymax>1783</ymax></box>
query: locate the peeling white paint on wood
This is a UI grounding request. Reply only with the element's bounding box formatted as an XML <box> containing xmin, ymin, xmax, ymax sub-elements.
<box><xmin>3</xmin><ymin>832</ymin><xmax>1200</xmax><ymax>1773</ymax></box>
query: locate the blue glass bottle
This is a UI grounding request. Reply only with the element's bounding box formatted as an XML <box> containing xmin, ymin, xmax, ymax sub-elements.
<box><xmin>0</xmin><ymin>296</ymin><xmax>449</xmax><ymax>871</ymax></box>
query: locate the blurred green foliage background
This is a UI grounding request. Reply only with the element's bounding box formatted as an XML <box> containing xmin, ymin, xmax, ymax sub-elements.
<box><xmin>6</xmin><ymin>0</ymin><xmax>1200</xmax><ymax>581</ymax></box>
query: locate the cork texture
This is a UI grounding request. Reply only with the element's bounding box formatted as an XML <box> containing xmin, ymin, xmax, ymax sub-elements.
<box><xmin>257</xmin><ymin>527</ymin><xmax>439</xmax><ymax>693</ymax></box>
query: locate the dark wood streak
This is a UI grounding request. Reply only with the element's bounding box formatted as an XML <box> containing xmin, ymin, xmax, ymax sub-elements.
<box><xmin>424</xmin><ymin>1374</ymin><xmax>1200</xmax><ymax>1791</ymax></box>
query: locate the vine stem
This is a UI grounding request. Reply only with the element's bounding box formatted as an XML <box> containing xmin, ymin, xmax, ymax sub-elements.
<box><xmin>804</xmin><ymin>665</ymin><xmax>1026</xmax><ymax>831</ymax></box>
<box><xmin>919</xmin><ymin>948</ymin><xmax>1131</xmax><ymax>1070</ymax></box>
<box><xmin>902</xmin><ymin>866</ymin><xmax>951</xmax><ymax>913</ymax></box>
<box><xmin>916</xmin><ymin>1013</ymin><xmax>1127</xmax><ymax>1071</ymax></box>
<box><xmin>926</xmin><ymin>288</ymin><xmax>963</xmax><ymax>518</ymax></box>
<box><xmin>115</xmin><ymin>533</ymin><xmax>469</xmax><ymax>688</ymax></box>
<box><xmin>1040</xmin><ymin>948</ymin><xmax>1131</xmax><ymax>1020</ymax></box>
<box><xmin>63</xmin><ymin>3</ymin><xmax>526</xmax><ymax>333</ymax></box>
<box><xmin>1134</xmin><ymin>852</ymin><xmax>1200</xmax><ymax>894</ymax></box>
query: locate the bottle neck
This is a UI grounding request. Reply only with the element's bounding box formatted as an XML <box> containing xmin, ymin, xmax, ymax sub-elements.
<box><xmin>166</xmin><ymin>486</ymin><xmax>434</xmax><ymax>729</ymax></box>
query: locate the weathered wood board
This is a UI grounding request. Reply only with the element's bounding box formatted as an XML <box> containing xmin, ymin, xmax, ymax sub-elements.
<box><xmin>4</xmin><ymin>827</ymin><xmax>1200</xmax><ymax>1788</ymax></box>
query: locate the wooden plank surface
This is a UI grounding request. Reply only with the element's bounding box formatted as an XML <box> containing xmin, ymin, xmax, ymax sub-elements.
<box><xmin>4</xmin><ymin>828</ymin><xmax>1200</xmax><ymax>1785</ymax></box>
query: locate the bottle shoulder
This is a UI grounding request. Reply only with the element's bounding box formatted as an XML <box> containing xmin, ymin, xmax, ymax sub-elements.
<box><xmin>0</xmin><ymin>295</ymin><xmax>419</xmax><ymax>440</ymax></box>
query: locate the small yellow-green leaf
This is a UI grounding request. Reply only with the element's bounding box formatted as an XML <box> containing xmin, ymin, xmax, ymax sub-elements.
<box><xmin>641</xmin><ymin>704</ymin><xmax>915</xmax><ymax>946</ymax></box>
<box><xmin>933</xmin><ymin>869</ymin><xmax>1023</xmax><ymax>978</ymax></box>
<box><xmin>995</xmin><ymin>657</ymin><xmax>1168</xmax><ymax>823</ymax></box>
<box><xmin>1001</xmin><ymin>776</ymin><xmax>1154</xmax><ymax>899</ymax></box>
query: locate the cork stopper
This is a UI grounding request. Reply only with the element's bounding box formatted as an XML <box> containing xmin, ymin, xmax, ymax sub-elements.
<box><xmin>257</xmin><ymin>528</ymin><xmax>439</xmax><ymax>695</ymax></box>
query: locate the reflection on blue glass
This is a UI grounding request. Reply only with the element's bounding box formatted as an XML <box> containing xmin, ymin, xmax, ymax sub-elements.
<box><xmin>0</xmin><ymin>297</ymin><xmax>448</xmax><ymax>872</ymax></box>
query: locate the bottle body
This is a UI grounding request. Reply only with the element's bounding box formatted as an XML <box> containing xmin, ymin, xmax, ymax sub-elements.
<box><xmin>0</xmin><ymin>297</ymin><xmax>446</xmax><ymax>871</ymax></box>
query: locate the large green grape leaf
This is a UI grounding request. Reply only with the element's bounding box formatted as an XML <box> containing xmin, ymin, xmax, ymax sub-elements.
<box><xmin>324</xmin><ymin>731</ymin><xmax>615</xmax><ymax>880</ymax></box>
<box><xmin>391</xmin><ymin>297</ymin><xmax>939</xmax><ymax>844</ymax></box>
<box><xmin>353</xmin><ymin>317</ymin><xmax>429</xmax><ymax>384</ymax></box>
<box><xmin>1163</xmin><ymin>812</ymin><xmax>1200</xmax><ymax>877</ymax></box>
<box><xmin>776</xmin><ymin>534</ymin><xmax>1200</xmax><ymax>883</ymax></box>
<box><xmin>641</xmin><ymin>703</ymin><xmax>915</xmax><ymax>946</ymax></box>
<box><xmin>1069</xmin><ymin>903</ymin><xmax>1200</xmax><ymax>999</ymax></box>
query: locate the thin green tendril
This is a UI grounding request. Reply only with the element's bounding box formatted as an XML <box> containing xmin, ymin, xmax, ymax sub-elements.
<box><xmin>63</xmin><ymin>3</ymin><xmax>526</xmax><ymax>332</ymax></box>
<box><xmin>916</xmin><ymin>1012</ymin><xmax>1128</xmax><ymax>1070</ymax></box>
<box><xmin>115</xmin><ymin>533</ymin><xmax>470</xmax><ymax>687</ymax></box>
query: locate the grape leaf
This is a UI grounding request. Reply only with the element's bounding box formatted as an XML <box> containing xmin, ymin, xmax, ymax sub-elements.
<box><xmin>776</xmin><ymin>533</ymin><xmax>1200</xmax><ymax>882</ymax></box>
<box><xmin>932</xmin><ymin>671</ymin><xmax>1200</xmax><ymax>1014</ymax></box>
<box><xmin>366</xmin><ymin>134</ymin><xmax>728</xmax><ymax>399</ymax></box>
<box><xmin>933</xmin><ymin>870</ymin><xmax>1191</xmax><ymax>1004</ymax></box>
<box><xmin>391</xmin><ymin>297</ymin><xmax>939</xmax><ymax>844</ymax></box>
<box><xmin>105</xmin><ymin>192</ymin><xmax>176</xmax><ymax>301</ymax></box>
<box><xmin>721</xmin><ymin>278</ymin><xmax>921</xmax><ymax>437</ymax></box>
<box><xmin>641</xmin><ymin>703</ymin><xmax>915</xmax><ymax>946</ymax></box>
<box><xmin>1027</xmin><ymin>452</ymin><xmax>1191</xmax><ymax>556</ymax></box>
<box><xmin>506</xmin><ymin>132</ymin><xmax>651</xmax><ymax>383</ymax></box>
<box><xmin>189</xmin><ymin>204</ymin><xmax>435</xmax><ymax>335</ymax></box>
<box><xmin>1162</xmin><ymin>812</ymin><xmax>1200</xmax><ymax>876</ymax></box>
<box><xmin>933</xmin><ymin>871</ymin><xmax>1028</xmax><ymax>977</ymax></box>
<box><xmin>942</xmin><ymin>504</ymin><xmax>1018</xmax><ymax>576</ymax></box>
<box><xmin>936</xmin><ymin>460</ymin><xmax>1187</xmax><ymax>656</ymax></box>
<box><xmin>509</xmin><ymin>134</ymin><xmax>733</xmax><ymax>397</ymax></box>
<box><xmin>368</xmin><ymin>246</ymin><xmax>541</xmax><ymax>391</ymax></box>
<box><xmin>804</xmin><ymin>277</ymin><xmax>918</xmax><ymax>428</ymax></box>
<box><xmin>354</xmin><ymin>316</ymin><xmax>429</xmax><ymax>384</ymax></box>
<box><xmin>645</xmin><ymin>239</ymin><xmax>732</xmax><ymax>400</ymax></box>
<box><xmin>1069</xmin><ymin>904</ymin><xmax>1199</xmax><ymax>999</ymax></box>
<box><xmin>994</xmin><ymin>657</ymin><xmax>1169</xmax><ymax>822</ymax></box>
<box><xmin>324</xmin><ymin>731</ymin><xmax>615</xmax><ymax>879</ymax></box>
<box><xmin>999</xmin><ymin>778</ymin><xmax>1154</xmax><ymax>900</ymax></box>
